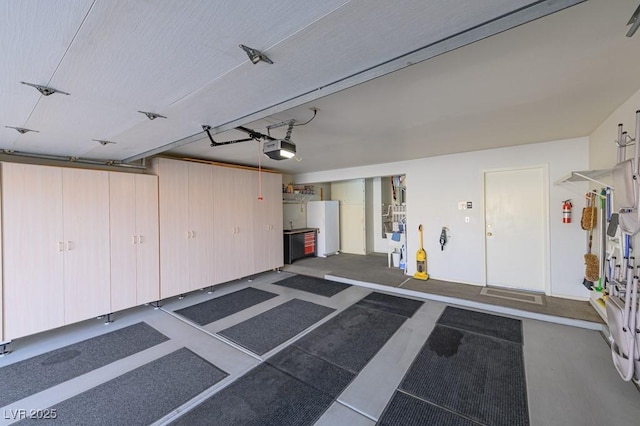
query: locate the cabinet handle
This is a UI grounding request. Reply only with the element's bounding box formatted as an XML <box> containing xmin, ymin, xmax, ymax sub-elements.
<box><xmin>67</xmin><ymin>241</ymin><xmax>72</xmax><ymax>251</ymax></box>
<box><xmin>191</xmin><ymin>231</ymin><xmax>195</xmax><ymax>238</ymax></box>
<box><xmin>266</xmin><ymin>224</ymin><xmax>270</xmax><ymax>231</ymax></box>
<box><xmin>186</xmin><ymin>231</ymin><xmax>191</xmax><ymax>239</ymax></box>
<box><xmin>231</xmin><ymin>227</ymin><xmax>235</xmax><ymax>234</ymax></box>
<box><xmin>132</xmin><ymin>235</ymin><xmax>137</xmax><ymax>244</ymax></box>
<box><xmin>236</xmin><ymin>227</ymin><xmax>240</xmax><ymax>234</ymax></box>
<box><xmin>139</xmin><ymin>235</ymin><xmax>144</xmax><ymax>244</ymax></box>
<box><xmin>58</xmin><ymin>241</ymin><xmax>64</xmax><ymax>252</ymax></box>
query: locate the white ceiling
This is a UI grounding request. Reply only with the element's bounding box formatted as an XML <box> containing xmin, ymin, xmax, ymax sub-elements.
<box><xmin>2</xmin><ymin>0</ymin><xmax>639</xmax><ymax>175</ymax></box>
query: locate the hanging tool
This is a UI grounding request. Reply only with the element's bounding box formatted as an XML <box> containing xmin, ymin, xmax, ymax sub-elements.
<box><xmin>584</xmin><ymin>192</ymin><xmax>599</xmax><ymax>289</ymax></box>
<box><xmin>594</xmin><ymin>189</ymin><xmax>607</xmax><ymax>293</ymax></box>
<box><xmin>581</xmin><ymin>192</ymin><xmax>597</xmax><ymax>231</ymax></box>
<box><xmin>413</xmin><ymin>224</ymin><xmax>429</xmax><ymax>280</ymax></box>
<box><xmin>439</xmin><ymin>227</ymin><xmax>448</xmax><ymax>251</ymax></box>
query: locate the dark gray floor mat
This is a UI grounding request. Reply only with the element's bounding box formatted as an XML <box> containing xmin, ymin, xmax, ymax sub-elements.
<box><xmin>293</xmin><ymin>305</ymin><xmax>407</xmax><ymax>373</ymax></box>
<box><xmin>0</xmin><ymin>322</ymin><xmax>168</xmax><ymax>407</ymax></box>
<box><xmin>437</xmin><ymin>306</ymin><xmax>523</xmax><ymax>343</ymax></box>
<box><xmin>272</xmin><ymin>275</ymin><xmax>351</xmax><ymax>297</ymax></box>
<box><xmin>171</xmin><ymin>363</ymin><xmax>333</xmax><ymax>426</ymax></box>
<box><xmin>267</xmin><ymin>346</ymin><xmax>355</xmax><ymax>399</ymax></box>
<box><xmin>21</xmin><ymin>348</ymin><xmax>227</xmax><ymax>425</ymax></box>
<box><xmin>174</xmin><ymin>287</ymin><xmax>278</xmax><ymax>326</ymax></box>
<box><xmin>399</xmin><ymin>325</ymin><xmax>529</xmax><ymax>426</ymax></box>
<box><xmin>218</xmin><ymin>299</ymin><xmax>335</xmax><ymax>355</ymax></box>
<box><xmin>355</xmin><ymin>292</ymin><xmax>423</xmax><ymax>318</ymax></box>
<box><xmin>377</xmin><ymin>391</ymin><xmax>480</xmax><ymax>426</ymax></box>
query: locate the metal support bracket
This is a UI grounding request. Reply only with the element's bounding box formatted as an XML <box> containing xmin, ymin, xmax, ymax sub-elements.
<box><xmin>0</xmin><ymin>341</ymin><xmax>12</xmax><ymax>356</ymax></box>
<box><xmin>104</xmin><ymin>313</ymin><xmax>113</xmax><ymax>325</ymax></box>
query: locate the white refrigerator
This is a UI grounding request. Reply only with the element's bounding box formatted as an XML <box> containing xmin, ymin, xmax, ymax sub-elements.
<box><xmin>307</xmin><ymin>200</ymin><xmax>339</xmax><ymax>257</ymax></box>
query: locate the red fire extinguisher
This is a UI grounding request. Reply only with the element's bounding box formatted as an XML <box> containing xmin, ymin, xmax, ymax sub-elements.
<box><xmin>562</xmin><ymin>200</ymin><xmax>572</xmax><ymax>223</ymax></box>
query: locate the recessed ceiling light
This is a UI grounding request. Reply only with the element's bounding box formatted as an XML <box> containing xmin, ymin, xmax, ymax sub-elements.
<box><xmin>138</xmin><ymin>111</ymin><xmax>167</xmax><ymax>120</ymax></box>
<box><xmin>240</xmin><ymin>44</ymin><xmax>273</xmax><ymax>65</ymax></box>
<box><xmin>5</xmin><ymin>126</ymin><xmax>39</xmax><ymax>134</ymax></box>
<box><xmin>20</xmin><ymin>81</ymin><xmax>70</xmax><ymax>96</ymax></box>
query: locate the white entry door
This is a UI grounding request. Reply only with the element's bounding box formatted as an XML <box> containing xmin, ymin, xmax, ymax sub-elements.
<box><xmin>484</xmin><ymin>167</ymin><xmax>547</xmax><ymax>292</ymax></box>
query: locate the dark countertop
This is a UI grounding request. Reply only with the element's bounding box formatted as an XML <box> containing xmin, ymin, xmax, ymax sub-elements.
<box><xmin>283</xmin><ymin>228</ymin><xmax>319</xmax><ymax>235</ymax></box>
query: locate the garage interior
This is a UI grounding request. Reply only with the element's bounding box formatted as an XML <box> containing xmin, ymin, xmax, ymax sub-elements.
<box><xmin>1</xmin><ymin>1</ymin><xmax>640</xmax><ymax>425</ymax></box>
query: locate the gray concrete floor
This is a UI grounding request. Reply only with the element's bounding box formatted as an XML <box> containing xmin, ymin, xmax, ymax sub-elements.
<box><xmin>0</xmin><ymin>271</ymin><xmax>638</xmax><ymax>425</ymax></box>
<box><xmin>285</xmin><ymin>252</ymin><xmax>604</xmax><ymax>325</ymax></box>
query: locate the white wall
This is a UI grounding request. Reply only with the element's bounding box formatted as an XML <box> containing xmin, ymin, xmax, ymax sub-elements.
<box><xmin>281</xmin><ymin>179</ymin><xmax>332</xmax><ymax>230</ymax></box>
<box><xmin>295</xmin><ymin>138</ymin><xmax>590</xmax><ymax>299</ymax></box>
<box><xmin>283</xmin><ymin>203</ymin><xmax>306</xmax><ymax>230</ymax></box>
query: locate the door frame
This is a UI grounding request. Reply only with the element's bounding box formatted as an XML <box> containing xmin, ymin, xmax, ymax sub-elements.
<box><xmin>482</xmin><ymin>164</ymin><xmax>551</xmax><ymax>295</ymax></box>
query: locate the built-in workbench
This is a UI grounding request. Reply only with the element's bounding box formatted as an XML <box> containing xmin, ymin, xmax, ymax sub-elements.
<box><xmin>283</xmin><ymin>228</ymin><xmax>318</xmax><ymax>264</ymax></box>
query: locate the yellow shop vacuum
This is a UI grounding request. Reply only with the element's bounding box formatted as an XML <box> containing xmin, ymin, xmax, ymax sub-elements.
<box><xmin>413</xmin><ymin>224</ymin><xmax>429</xmax><ymax>281</ymax></box>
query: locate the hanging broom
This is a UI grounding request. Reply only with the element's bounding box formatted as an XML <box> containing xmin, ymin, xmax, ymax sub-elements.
<box><xmin>581</xmin><ymin>191</ymin><xmax>597</xmax><ymax>231</ymax></box>
<box><xmin>584</xmin><ymin>192</ymin><xmax>599</xmax><ymax>289</ymax></box>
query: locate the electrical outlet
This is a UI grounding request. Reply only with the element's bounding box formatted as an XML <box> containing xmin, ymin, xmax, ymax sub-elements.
<box><xmin>465</xmin><ymin>217</ymin><xmax>470</xmax><ymax>223</ymax></box>
<box><xmin>458</xmin><ymin>201</ymin><xmax>466</xmax><ymax>210</ymax></box>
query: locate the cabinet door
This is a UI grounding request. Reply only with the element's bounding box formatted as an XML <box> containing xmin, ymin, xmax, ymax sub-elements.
<box><xmin>62</xmin><ymin>168</ymin><xmax>111</xmax><ymax>324</ymax></box>
<box><xmin>253</xmin><ymin>172</ymin><xmax>283</xmax><ymax>272</ymax></box>
<box><xmin>109</xmin><ymin>172</ymin><xmax>138</xmax><ymax>312</ymax></box>
<box><xmin>187</xmin><ymin>162</ymin><xmax>215</xmax><ymax>290</ymax></box>
<box><xmin>135</xmin><ymin>174</ymin><xmax>160</xmax><ymax>305</ymax></box>
<box><xmin>109</xmin><ymin>173</ymin><xmax>159</xmax><ymax>310</ymax></box>
<box><xmin>266</xmin><ymin>173</ymin><xmax>283</xmax><ymax>269</ymax></box>
<box><xmin>157</xmin><ymin>158</ymin><xmax>190</xmax><ymax>298</ymax></box>
<box><xmin>2</xmin><ymin>163</ymin><xmax>64</xmax><ymax>339</ymax></box>
<box><xmin>212</xmin><ymin>167</ymin><xmax>253</xmax><ymax>282</ymax></box>
<box><xmin>235</xmin><ymin>168</ymin><xmax>255</xmax><ymax>275</ymax></box>
<box><xmin>212</xmin><ymin>166</ymin><xmax>237</xmax><ymax>283</ymax></box>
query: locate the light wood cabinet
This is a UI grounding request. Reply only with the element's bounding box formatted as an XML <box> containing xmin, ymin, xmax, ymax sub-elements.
<box><xmin>0</xmin><ymin>157</ymin><xmax>282</xmax><ymax>341</ymax></box>
<box><xmin>152</xmin><ymin>158</ymin><xmax>283</xmax><ymax>296</ymax></box>
<box><xmin>2</xmin><ymin>163</ymin><xmax>65</xmax><ymax>339</ymax></box>
<box><xmin>150</xmin><ymin>158</ymin><xmax>216</xmax><ymax>298</ymax></box>
<box><xmin>1</xmin><ymin>163</ymin><xmax>110</xmax><ymax>339</ymax></box>
<box><xmin>187</xmin><ymin>162</ymin><xmax>216</xmax><ymax>290</ymax></box>
<box><xmin>253</xmin><ymin>172</ymin><xmax>284</xmax><ymax>273</ymax></box>
<box><xmin>109</xmin><ymin>172</ymin><xmax>160</xmax><ymax>312</ymax></box>
<box><xmin>153</xmin><ymin>158</ymin><xmax>190</xmax><ymax>298</ymax></box>
<box><xmin>213</xmin><ymin>167</ymin><xmax>254</xmax><ymax>282</ymax></box>
<box><xmin>62</xmin><ymin>168</ymin><xmax>111</xmax><ymax>325</ymax></box>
